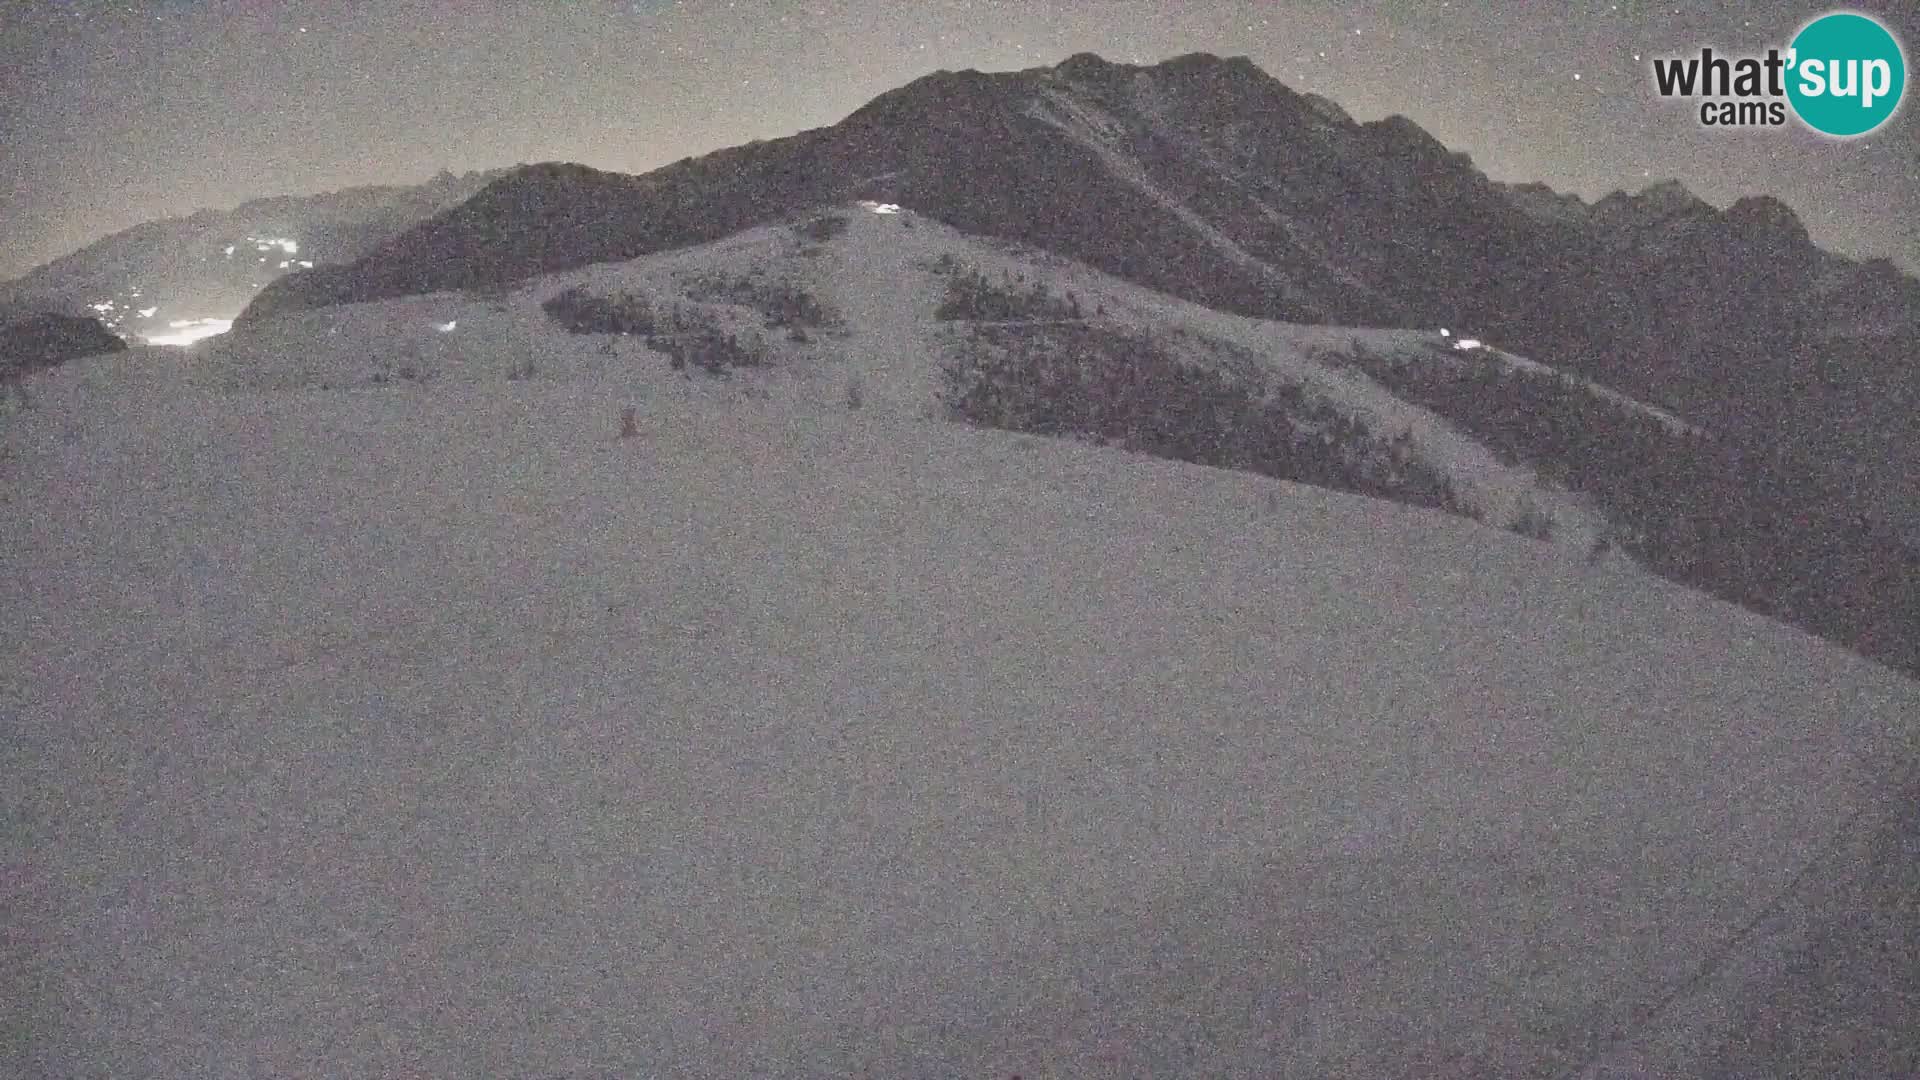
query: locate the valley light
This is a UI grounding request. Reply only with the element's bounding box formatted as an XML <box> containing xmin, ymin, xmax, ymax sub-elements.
<box><xmin>144</xmin><ymin>318</ymin><xmax>233</xmax><ymax>346</ymax></box>
<box><xmin>435</xmin><ymin>320</ymin><xmax>457</xmax><ymax>332</ymax></box>
<box><xmin>858</xmin><ymin>200</ymin><xmax>903</xmax><ymax>215</ymax></box>
<box><xmin>224</xmin><ymin>244</ymin><xmax>236</xmax><ymax>257</ymax></box>
<box><xmin>1453</xmin><ymin>337</ymin><xmax>1484</xmax><ymax>351</ymax></box>
<box><xmin>138</xmin><ymin>307</ymin><xmax>158</xmax><ymax>318</ymax></box>
<box><xmin>1439</xmin><ymin>328</ymin><xmax>1450</xmax><ymax>337</ymax></box>
<box><xmin>297</xmin><ymin>260</ymin><xmax>313</xmax><ymax>268</ymax></box>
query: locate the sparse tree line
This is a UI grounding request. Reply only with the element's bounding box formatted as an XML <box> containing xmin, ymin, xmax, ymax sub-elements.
<box><xmin>541</xmin><ymin>285</ymin><xmax>770</xmax><ymax>376</ymax></box>
<box><xmin>934</xmin><ymin>263</ymin><xmax>1092</xmax><ymax>323</ymax></box>
<box><xmin>1334</xmin><ymin>342</ymin><xmax>1920</xmax><ymax>677</ymax></box>
<box><xmin>682</xmin><ymin>272</ymin><xmax>842</xmax><ymax>333</ymax></box>
<box><xmin>939</xmin><ymin>323</ymin><xmax>1470</xmax><ymax>518</ymax></box>
<box><xmin>543</xmin><ymin>286</ymin><xmax>661</xmax><ymax>336</ymax></box>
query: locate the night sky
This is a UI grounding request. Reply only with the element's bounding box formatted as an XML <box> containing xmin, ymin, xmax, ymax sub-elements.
<box><xmin>4</xmin><ymin>0</ymin><xmax>1918</xmax><ymax>280</ymax></box>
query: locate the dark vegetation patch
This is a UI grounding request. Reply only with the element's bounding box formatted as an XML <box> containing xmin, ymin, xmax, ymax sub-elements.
<box><xmin>934</xmin><ymin>265</ymin><xmax>1091</xmax><ymax>322</ymax></box>
<box><xmin>541</xmin><ymin>285</ymin><xmax>769</xmax><ymax>377</ymax></box>
<box><xmin>940</xmin><ymin>322</ymin><xmax>1470</xmax><ymax>518</ymax></box>
<box><xmin>542</xmin><ymin>286</ymin><xmax>660</xmax><ymax>336</ymax></box>
<box><xmin>793</xmin><ymin>213</ymin><xmax>850</xmax><ymax>244</ymax></box>
<box><xmin>681</xmin><ymin>272</ymin><xmax>841</xmax><ymax>331</ymax></box>
<box><xmin>1332</xmin><ymin>342</ymin><xmax>1920</xmax><ymax>677</ymax></box>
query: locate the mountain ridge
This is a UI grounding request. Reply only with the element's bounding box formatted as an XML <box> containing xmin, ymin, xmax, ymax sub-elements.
<box><xmin>182</xmin><ymin>202</ymin><xmax>1920</xmax><ymax>677</ymax></box>
<box><xmin>224</xmin><ymin>49</ymin><xmax>1920</xmax><ymax>540</ymax></box>
<box><xmin>0</xmin><ymin>169</ymin><xmax>507</xmax><ymax>337</ymax></box>
<box><xmin>240</xmin><ymin>52</ymin><xmax>1918</xmax><ymax>343</ymax></box>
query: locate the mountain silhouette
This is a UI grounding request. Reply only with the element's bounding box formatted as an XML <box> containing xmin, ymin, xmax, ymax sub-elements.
<box><xmin>236</xmin><ymin>52</ymin><xmax>1920</xmax><ymax>520</ymax></box>
<box><xmin>1</xmin><ymin>170</ymin><xmax>506</xmax><ymax>335</ymax></box>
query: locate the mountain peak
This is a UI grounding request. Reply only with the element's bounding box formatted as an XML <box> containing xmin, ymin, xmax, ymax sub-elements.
<box><xmin>1510</xmin><ymin>181</ymin><xmax>1589</xmax><ymax>205</ymax></box>
<box><xmin>1300</xmin><ymin>92</ymin><xmax>1355</xmax><ymax>126</ymax></box>
<box><xmin>1050</xmin><ymin>50</ymin><xmax>1272</xmax><ymax>82</ymax></box>
<box><xmin>1591</xmin><ymin>178</ymin><xmax>1712</xmax><ymax>224</ymax></box>
<box><xmin>1364</xmin><ymin>114</ymin><xmax>1452</xmax><ymax>158</ymax></box>
<box><xmin>1498</xmin><ymin>181</ymin><xmax>1595</xmax><ymax>226</ymax></box>
<box><xmin>1725</xmin><ymin>194</ymin><xmax>1808</xmax><ymax>240</ymax></box>
<box><xmin>1154</xmin><ymin>51</ymin><xmax>1267</xmax><ymax>79</ymax></box>
<box><xmin>1637</xmin><ymin>178</ymin><xmax>1706</xmax><ymax>211</ymax></box>
<box><xmin>1055</xmin><ymin>52</ymin><xmax>1124</xmax><ymax>78</ymax></box>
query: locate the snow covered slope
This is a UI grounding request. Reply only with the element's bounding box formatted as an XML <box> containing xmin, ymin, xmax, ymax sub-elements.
<box><xmin>190</xmin><ymin>205</ymin><xmax>1625</xmax><ymax>551</ymax></box>
<box><xmin>6</xmin><ymin>296</ymin><xmax>1917</xmax><ymax>1076</ymax></box>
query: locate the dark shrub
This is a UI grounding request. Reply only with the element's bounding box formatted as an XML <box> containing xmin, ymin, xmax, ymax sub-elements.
<box><xmin>1506</xmin><ymin>497</ymin><xmax>1556</xmax><ymax>541</ymax></box>
<box><xmin>935</xmin><ymin>267</ymin><xmax>1085</xmax><ymax>322</ymax></box>
<box><xmin>684</xmin><ymin>274</ymin><xmax>840</xmax><ymax>330</ymax></box>
<box><xmin>940</xmin><ymin>323</ymin><xmax>1469</xmax><ymax>517</ymax></box>
<box><xmin>653</xmin><ymin>325</ymin><xmax>766</xmax><ymax>377</ymax></box>
<box><xmin>795</xmin><ymin>214</ymin><xmax>849</xmax><ymax>243</ymax></box>
<box><xmin>542</xmin><ymin>286</ymin><xmax>658</xmax><ymax>335</ymax></box>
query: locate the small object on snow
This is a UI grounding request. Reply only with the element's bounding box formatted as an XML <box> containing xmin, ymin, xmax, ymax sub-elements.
<box><xmin>1586</xmin><ymin>535</ymin><xmax>1612</xmax><ymax>565</ymax></box>
<box><xmin>434</xmin><ymin>320</ymin><xmax>457</xmax><ymax>333</ymax></box>
<box><xmin>619</xmin><ymin>407</ymin><xmax>639</xmax><ymax>439</ymax></box>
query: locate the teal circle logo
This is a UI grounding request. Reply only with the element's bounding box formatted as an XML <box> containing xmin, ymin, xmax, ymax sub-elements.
<box><xmin>1786</xmin><ymin>11</ymin><xmax>1906</xmax><ymax>137</ymax></box>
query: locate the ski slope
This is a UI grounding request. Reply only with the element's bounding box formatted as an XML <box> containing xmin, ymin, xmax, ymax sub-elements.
<box><xmin>5</xmin><ymin>331</ymin><xmax>1916</xmax><ymax>1076</ymax></box>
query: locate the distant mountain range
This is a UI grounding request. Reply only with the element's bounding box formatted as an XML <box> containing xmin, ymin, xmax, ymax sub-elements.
<box><xmin>0</xmin><ymin>169</ymin><xmax>505</xmax><ymax>338</ymax></box>
<box><xmin>226</xmin><ymin>52</ymin><xmax>1919</xmax><ymax>532</ymax></box>
<box><xmin>10</xmin><ymin>51</ymin><xmax>1916</xmax><ymax>533</ymax></box>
